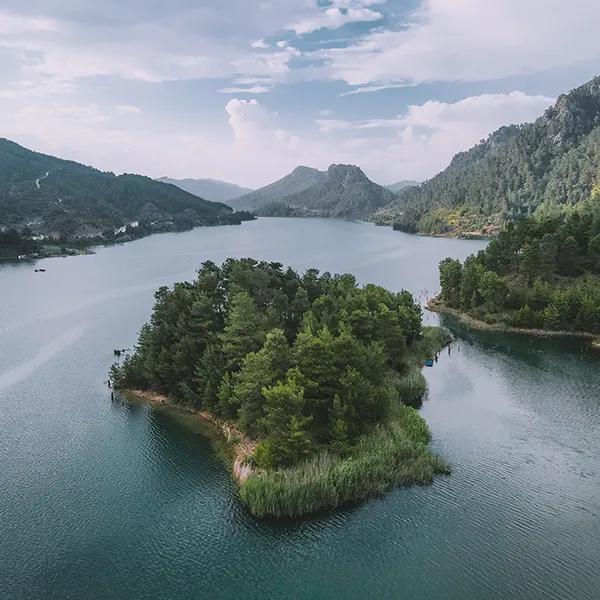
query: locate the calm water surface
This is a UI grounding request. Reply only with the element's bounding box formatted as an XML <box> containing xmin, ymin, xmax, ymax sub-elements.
<box><xmin>1</xmin><ymin>218</ymin><xmax>598</xmax><ymax>599</ymax></box>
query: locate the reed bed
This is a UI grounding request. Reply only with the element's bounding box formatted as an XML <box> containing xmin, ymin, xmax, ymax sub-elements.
<box><xmin>239</xmin><ymin>406</ymin><xmax>449</xmax><ymax>518</ymax></box>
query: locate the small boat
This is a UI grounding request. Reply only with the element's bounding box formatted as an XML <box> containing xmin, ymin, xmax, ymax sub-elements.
<box><xmin>34</xmin><ymin>268</ymin><xmax>46</xmax><ymax>273</ymax></box>
<box><xmin>424</xmin><ymin>358</ymin><xmax>434</xmax><ymax>367</ymax></box>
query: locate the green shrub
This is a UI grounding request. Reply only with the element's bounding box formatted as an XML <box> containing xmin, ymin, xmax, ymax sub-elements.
<box><xmin>239</xmin><ymin>407</ymin><xmax>447</xmax><ymax>518</ymax></box>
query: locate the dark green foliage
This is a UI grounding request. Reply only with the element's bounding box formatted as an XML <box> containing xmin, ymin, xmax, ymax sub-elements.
<box><xmin>113</xmin><ymin>258</ymin><xmax>439</xmax><ymax>471</ymax></box>
<box><xmin>232</xmin><ymin>164</ymin><xmax>397</xmax><ymax>219</ymax></box>
<box><xmin>437</xmin><ymin>192</ymin><xmax>600</xmax><ymax>333</ymax></box>
<box><xmin>0</xmin><ymin>227</ymin><xmax>38</xmax><ymax>258</ymax></box>
<box><xmin>381</xmin><ymin>76</ymin><xmax>600</xmax><ymax>234</ymax></box>
<box><xmin>0</xmin><ymin>138</ymin><xmax>252</xmax><ymax>256</ymax></box>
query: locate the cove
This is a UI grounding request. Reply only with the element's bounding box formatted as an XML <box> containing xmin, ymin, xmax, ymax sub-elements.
<box><xmin>1</xmin><ymin>218</ymin><xmax>599</xmax><ymax>599</ymax></box>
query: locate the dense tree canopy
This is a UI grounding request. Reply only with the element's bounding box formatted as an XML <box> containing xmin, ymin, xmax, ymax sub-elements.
<box><xmin>0</xmin><ymin>138</ymin><xmax>252</xmax><ymax>250</ymax></box>
<box><xmin>438</xmin><ymin>189</ymin><xmax>600</xmax><ymax>332</ymax></box>
<box><xmin>112</xmin><ymin>258</ymin><xmax>433</xmax><ymax>469</ymax></box>
<box><xmin>380</xmin><ymin>76</ymin><xmax>600</xmax><ymax>235</ymax></box>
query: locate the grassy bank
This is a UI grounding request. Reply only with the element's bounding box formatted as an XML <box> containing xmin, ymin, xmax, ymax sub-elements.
<box><xmin>239</xmin><ymin>405</ymin><xmax>449</xmax><ymax>518</ymax></box>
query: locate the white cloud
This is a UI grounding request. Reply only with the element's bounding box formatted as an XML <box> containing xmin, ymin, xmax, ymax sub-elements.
<box><xmin>0</xmin><ymin>11</ymin><xmax>56</xmax><ymax>35</ymax></box>
<box><xmin>288</xmin><ymin>1</ymin><xmax>383</xmax><ymax>35</ymax></box>
<box><xmin>220</xmin><ymin>85</ymin><xmax>272</xmax><ymax>94</ymax></box>
<box><xmin>316</xmin><ymin>0</ymin><xmax>600</xmax><ymax>86</ymax></box>
<box><xmin>0</xmin><ymin>86</ymin><xmax>556</xmax><ymax>189</ymax></box>
<box><xmin>339</xmin><ymin>82</ymin><xmax>414</xmax><ymax>96</ymax></box>
<box><xmin>0</xmin><ymin>4</ymin><xmax>306</xmax><ymax>85</ymax></box>
<box><xmin>316</xmin><ymin>91</ymin><xmax>554</xmax><ymax>180</ymax></box>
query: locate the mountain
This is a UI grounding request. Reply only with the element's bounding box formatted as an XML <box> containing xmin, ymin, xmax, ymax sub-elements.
<box><xmin>156</xmin><ymin>177</ymin><xmax>252</xmax><ymax>203</ymax></box>
<box><xmin>378</xmin><ymin>76</ymin><xmax>600</xmax><ymax>236</ymax></box>
<box><xmin>0</xmin><ymin>139</ymin><xmax>249</xmax><ymax>239</ymax></box>
<box><xmin>385</xmin><ymin>180</ymin><xmax>420</xmax><ymax>194</ymax></box>
<box><xmin>230</xmin><ymin>164</ymin><xmax>396</xmax><ymax>219</ymax></box>
<box><xmin>227</xmin><ymin>166</ymin><xmax>326</xmax><ymax>211</ymax></box>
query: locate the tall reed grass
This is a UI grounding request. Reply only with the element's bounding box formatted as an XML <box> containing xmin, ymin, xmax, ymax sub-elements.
<box><xmin>239</xmin><ymin>406</ymin><xmax>449</xmax><ymax>518</ymax></box>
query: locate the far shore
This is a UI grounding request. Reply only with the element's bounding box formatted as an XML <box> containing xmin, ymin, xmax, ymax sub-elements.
<box><xmin>427</xmin><ymin>296</ymin><xmax>600</xmax><ymax>342</ymax></box>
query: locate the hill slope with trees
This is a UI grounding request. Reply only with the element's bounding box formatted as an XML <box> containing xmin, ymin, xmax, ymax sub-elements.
<box><xmin>227</xmin><ymin>166</ymin><xmax>326</xmax><ymax>212</ymax></box>
<box><xmin>233</xmin><ymin>164</ymin><xmax>397</xmax><ymax>219</ymax></box>
<box><xmin>379</xmin><ymin>76</ymin><xmax>600</xmax><ymax>235</ymax></box>
<box><xmin>0</xmin><ymin>139</ymin><xmax>253</xmax><ymax>258</ymax></box>
<box><xmin>111</xmin><ymin>258</ymin><xmax>451</xmax><ymax>517</ymax></box>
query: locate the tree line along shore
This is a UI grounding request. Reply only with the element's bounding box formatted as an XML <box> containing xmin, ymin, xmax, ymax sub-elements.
<box><xmin>435</xmin><ymin>190</ymin><xmax>600</xmax><ymax>338</ymax></box>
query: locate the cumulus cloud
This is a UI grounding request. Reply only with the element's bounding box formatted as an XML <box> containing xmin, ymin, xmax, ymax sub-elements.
<box><xmin>316</xmin><ymin>91</ymin><xmax>554</xmax><ymax>179</ymax></box>
<box><xmin>226</xmin><ymin>98</ymin><xmax>299</xmax><ymax>149</ymax></box>
<box><xmin>315</xmin><ymin>0</ymin><xmax>600</xmax><ymax>86</ymax></box>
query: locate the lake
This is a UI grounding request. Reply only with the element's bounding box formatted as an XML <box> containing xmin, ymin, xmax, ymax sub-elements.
<box><xmin>1</xmin><ymin>218</ymin><xmax>598</xmax><ymax>599</ymax></box>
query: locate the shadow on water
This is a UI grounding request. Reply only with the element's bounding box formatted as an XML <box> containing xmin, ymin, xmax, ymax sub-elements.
<box><xmin>440</xmin><ymin>313</ymin><xmax>599</xmax><ymax>366</ymax></box>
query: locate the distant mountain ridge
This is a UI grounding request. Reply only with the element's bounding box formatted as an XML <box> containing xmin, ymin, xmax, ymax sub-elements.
<box><xmin>157</xmin><ymin>177</ymin><xmax>252</xmax><ymax>203</ymax></box>
<box><xmin>228</xmin><ymin>166</ymin><xmax>326</xmax><ymax>212</ymax></box>
<box><xmin>385</xmin><ymin>180</ymin><xmax>420</xmax><ymax>193</ymax></box>
<box><xmin>230</xmin><ymin>164</ymin><xmax>396</xmax><ymax>219</ymax></box>
<box><xmin>378</xmin><ymin>75</ymin><xmax>600</xmax><ymax>235</ymax></box>
<box><xmin>0</xmin><ymin>139</ymin><xmax>249</xmax><ymax>239</ymax></box>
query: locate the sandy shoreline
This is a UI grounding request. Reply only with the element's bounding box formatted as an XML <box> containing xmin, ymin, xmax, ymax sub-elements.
<box><xmin>119</xmin><ymin>388</ymin><xmax>257</xmax><ymax>483</ymax></box>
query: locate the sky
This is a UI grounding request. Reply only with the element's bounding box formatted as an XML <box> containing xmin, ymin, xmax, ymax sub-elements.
<box><xmin>2</xmin><ymin>0</ymin><xmax>600</xmax><ymax>188</ymax></box>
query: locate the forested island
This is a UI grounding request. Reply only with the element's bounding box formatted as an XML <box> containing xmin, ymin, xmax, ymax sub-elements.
<box><xmin>433</xmin><ymin>190</ymin><xmax>600</xmax><ymax>336</ymax></box>
<box><xmin>111</xmin><ymin>259</ymin><xmax>451</xmax><ymax>518</ymax></box>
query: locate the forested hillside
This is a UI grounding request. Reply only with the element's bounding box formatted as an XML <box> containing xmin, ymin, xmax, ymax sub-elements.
<box><xmin>0</xmin><ymin>139</ymin><xmax>249</xmax><ymax>246</ymax></box>
<box><xmin>434</xmin><ymin>188</ymin><xmax>600</xmax><ymax>333</ymax></box>
<box><xmin>234</xmin><ymin>164</ymin><xmax>397</xmax><ymax>219</ymax></box>
<box><xmin>227</xmin><ymin>166</ymin><xmax>326</xmax><ymax>211</ymax></box>
<box><xmin>380</xmin><ymin>76</ymin><xmax>600</xmax><ymax>235</ymax></box>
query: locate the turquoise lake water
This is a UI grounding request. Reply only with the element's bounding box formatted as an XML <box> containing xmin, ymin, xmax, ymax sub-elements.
<box><xmin>1</xmin><ymin>218</ymin><xmax>598</xmax><ymax>599</ymax></box>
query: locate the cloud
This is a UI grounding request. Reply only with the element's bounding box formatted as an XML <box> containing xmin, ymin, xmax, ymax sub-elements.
<box><xmin>220</xmin><ymin>85</ymin><xmax>272</xmax><ymax>94</ymax></box>
<box><xmin>287</xmin><ymin>0</ymin><xmax>383</xmax><ymax>35</ymax></box>
<box><xmin>315</xmin><ymin>0</ymin><xmax>600</xmax><ymax>86</ymax></box>
<box><xmin>0</xmin><ymin>3</ymin><xmax>306</xmax><ymax>84</ymax></box>
<box><xmin>226</xmin><ymin>98</ymin><xmax>299</xmax><ymax>149</ymax></box>
<box><xmin>316</xmin><ymin>91</ymin><xmax>554</xmax><ymax>180</ymax></box>
<box><xmin>0</xmin><ymin>11</ymin><xmax>56</xmax><ymax>35</ymax></box>
<box><xmin>339</xmin><ymin>82</ymin><xmax>414</xmax><ymax>96</ymax></box>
